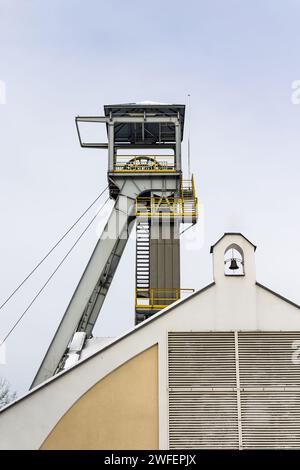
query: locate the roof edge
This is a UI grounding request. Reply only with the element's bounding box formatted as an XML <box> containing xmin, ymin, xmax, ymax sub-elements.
<box><xmin>0</xmin><ymin>281</ymin><xmax>215</xmax><ymax>414</ymax></box>
<box><xmin>210</xmin><ymin>233</ymin><xmax>257</xmax><ymax>253</ymax></box>
<box><xmin>256</xmin><ymin>282</ymin><xmax>300</xmax><ymax>309</ymax></box>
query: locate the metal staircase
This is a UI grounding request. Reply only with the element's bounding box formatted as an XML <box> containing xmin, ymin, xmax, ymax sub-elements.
<box><xmin>181</xmin><ymin>175</ymin><xmax>197</xmax><ymax>222</ymax></box>
<box><xmin>135</xmin><ymin>175</ymin><xmax>197</xmax><ymax>323</ymax></box>
<box><xmin>136</xmin><ymin>220</ymin><xmax>150</xmax><ymax>291</ymax></box>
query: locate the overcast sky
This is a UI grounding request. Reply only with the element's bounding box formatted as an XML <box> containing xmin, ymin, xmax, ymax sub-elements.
<box><xmin>0</xmin><ymin>0</ymin><xmax>300</xmax><ymax>395</ymax></box>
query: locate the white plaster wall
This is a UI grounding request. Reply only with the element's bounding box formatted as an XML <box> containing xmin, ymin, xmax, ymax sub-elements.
<box><xmin>256</xmin><ymin>285</ymin><xmax>300</xmax><ymax>330</ymax></box>
<box><xmin>212</xmin><ymin>234</ymin><xmax>258</xmax><ymax>330</ymax></box>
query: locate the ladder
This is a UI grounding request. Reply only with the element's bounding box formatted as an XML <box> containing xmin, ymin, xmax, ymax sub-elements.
<box><xmin>136</xmin><ymin>220</ymin><xmax>150</xmax><ymax>290</ymax></box>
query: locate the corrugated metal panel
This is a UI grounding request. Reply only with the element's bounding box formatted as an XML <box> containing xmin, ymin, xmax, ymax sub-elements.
<box><xmin>239</xmin><ymin>332</ymin><xmax>300</xmax><ymax>388</ymax></box>
<box><xmin>150</xmin><ymin>221</ymin><xmax>180</xmax><ymax>292</ymax></box>
<box><xmin>168</xmin><ymin>332</ymin><xmax>236</xmax><ymax>388</ymax></box>
<box><xmin>168</xmin><ymin>331</ymin><xmax>300</xmax><ymax>450</ymax></box>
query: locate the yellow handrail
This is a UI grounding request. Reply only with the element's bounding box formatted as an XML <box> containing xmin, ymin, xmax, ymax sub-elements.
<box><xmin>135</xmin><ymin>198</ymin><xmax>197</xmax><ymax>217</ymax></box>
<box><xmin>135</xmin><ymin>288</ymin><xmax>194</xmax><ymax>310</ymax></box>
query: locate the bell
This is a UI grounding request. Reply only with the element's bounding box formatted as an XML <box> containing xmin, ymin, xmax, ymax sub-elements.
<box><xmin>229</xmin><ymin>258</ymin><xmax>239</xmax><ymax>270</ymax></box>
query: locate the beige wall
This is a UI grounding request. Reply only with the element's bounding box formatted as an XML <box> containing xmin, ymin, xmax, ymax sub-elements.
<box><xmin>41</xmin><ymin>345</ymin><xmax>158</xmax><ymax>450</ymax></box>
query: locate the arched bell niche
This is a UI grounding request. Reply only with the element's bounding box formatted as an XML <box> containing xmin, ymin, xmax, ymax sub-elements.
<box><xmin>224</xmin><ymin>244</ymin><xmax>245</xmax><ymax>276</ymax></box>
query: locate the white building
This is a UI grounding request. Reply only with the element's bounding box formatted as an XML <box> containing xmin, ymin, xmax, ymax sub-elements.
<box><xmin>0</xmin><ymin>233</ymin><xmax>299</xmax><ymax>449</ymax></box>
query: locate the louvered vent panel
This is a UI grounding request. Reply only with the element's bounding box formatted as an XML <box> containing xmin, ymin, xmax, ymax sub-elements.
<box><xmin>238</xmin><ymin>332</ymin><xmax>300</xmax><ymax>387</ymax></box>
<box><xmin>168</xmin><ymin>332</ymin><xmax>239</xmax><ymax>449</ymax></box>
<box><xmin>168</xmin><ymin>332</ymin><xmax>236</xmax><ymax>388</ymax></box>
<box><xmin>168</xmin><ymin>331</ymin><xmax>300</xmax><ymax>449</ymax></box>
<box><xmin>241</xmin><ymin>391</ymin><xmax>300</xmax><ymax>449</ymax></box>
<box><xmin>169</xmin><ymin>391</ymin><xmax>239</xmax><ymax>449</ymax></box>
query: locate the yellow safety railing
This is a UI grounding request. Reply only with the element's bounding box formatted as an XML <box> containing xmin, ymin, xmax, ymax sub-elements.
<box><xmin>135</xmin><ymin>175</ymin><xmax>198</xmax><ymax>218</ymax></box>
<box><xmin>181</xmin><ymin>174</ymin><xmax>196</xmax><ymax>197</ymax></box>
<box><xmin>135</xmin><ymin>288</ymin><xmax>195</xmax><ymax>310</ymax></box>
<box><xmin>113</xmin><ymin>155</ymin><xmax>176</xmax><ymax>172</ymax></box>
<box><xmin>135</xmin><ymin>196</ymin><xmax>197</xmax><ymax>217</ymax></box>
<box><xmin>192</xmin><ymin>174</ymin><xmax>196</xmax><ymax>196</ymax></box>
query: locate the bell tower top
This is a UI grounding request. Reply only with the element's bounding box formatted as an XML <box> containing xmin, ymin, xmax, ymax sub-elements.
<box><xmin>210</xmin><ymin>233</ymin><xmax>257</xmax><ymax>285</ymax></box>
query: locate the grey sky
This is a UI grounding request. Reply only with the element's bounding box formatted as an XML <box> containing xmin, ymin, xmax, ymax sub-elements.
<box><xmin>0</xmin><ymin>0</ymin><xmax>299</xmax><ymax>395</ymax></box>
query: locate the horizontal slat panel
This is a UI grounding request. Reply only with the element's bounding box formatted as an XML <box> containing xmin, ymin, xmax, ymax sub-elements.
<box><xmin>169</xmin><ymin>391</ymin><xmax>239</xmax><ymax>449</ymax></box>
<box><xmin>168</xmin><ymin>332</ymin><xmax>236</xmax><ymax>388</ymax></box>
<box><xmin>168</xmin><ymin>331</ymin><xmax>300</xmax><ymax>449</ymax></box>
<box><xmin>241</xmin><ymin>391</ymin><xmax>300</xmax><ymax>448</ymax></box>
<box><xmin>239</xmin><ymin>332</ymin><xmax>300</xmax><ymax>387</ymax></box>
